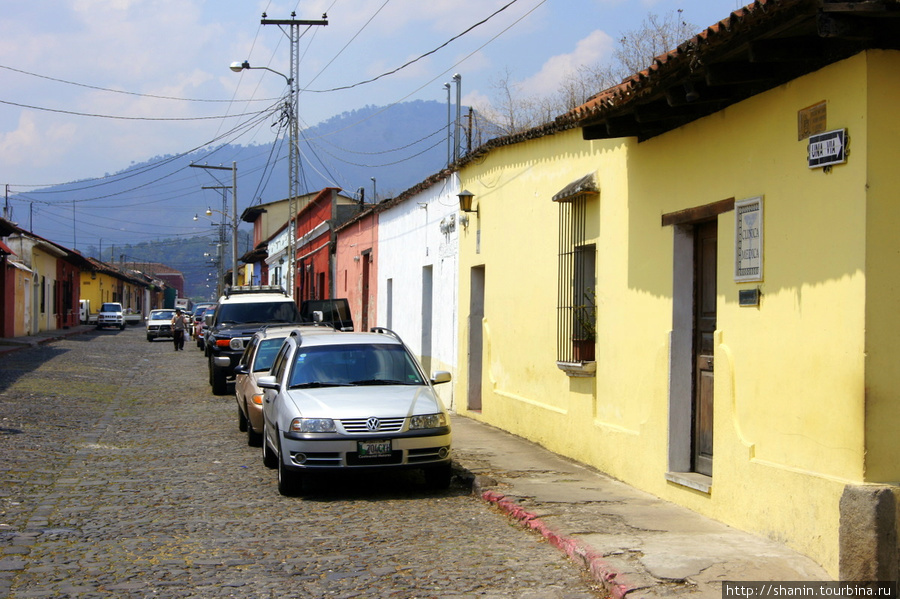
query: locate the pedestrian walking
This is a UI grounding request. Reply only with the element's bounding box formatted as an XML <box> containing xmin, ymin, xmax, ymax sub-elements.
<box><xmin>171</xmin><ymin>308</ymin><xmax>189</xmax><ymax>351</ymax></box>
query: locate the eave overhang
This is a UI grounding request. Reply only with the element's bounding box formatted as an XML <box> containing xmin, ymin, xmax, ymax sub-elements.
<box><xmin>567</xmin><ymin>0</ymin><xmax>900</xmax><ymax>141</ymax></box>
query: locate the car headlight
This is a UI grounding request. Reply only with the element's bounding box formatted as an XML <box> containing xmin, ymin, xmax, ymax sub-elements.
<box><xmin>228</xmin><ymin>338</ymin><xmax>245</xmax><ymax>351</ymax></box>
<box><xmin>410</xmin><ymin>413</ymin><xmax>447</xmax><ymax>430</ymax></box>
<box><xmin>290</xmin><ymin>418</ymin><xmax>336</xmax><ymax>433</ymax></box>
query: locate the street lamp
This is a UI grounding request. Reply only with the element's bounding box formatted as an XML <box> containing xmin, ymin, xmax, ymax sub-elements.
<box><xmin>229</xmin><ymin>61</ymin><xmax>291</xmax><ymax>85</ymax></box>
<box><xmin>193</xmin><ymin>208</ymin><xmax>233</xmax><ymax>299</ymax></box>
<box><xmin>231</xmin><ymin>59</ymin><xmax>297</xmax><ymax>299</ymax></box>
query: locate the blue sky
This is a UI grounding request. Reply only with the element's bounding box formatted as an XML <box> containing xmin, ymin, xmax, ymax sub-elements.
<box><xmin>0</xmin><ymin>0</ymin><xmax>744</xmax><ymax>190</ymax></box>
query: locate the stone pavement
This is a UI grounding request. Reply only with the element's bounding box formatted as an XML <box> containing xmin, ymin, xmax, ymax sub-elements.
<box><xmin>450</xmin><ymin>416</ymin><xmax>831</xmax><ymax>598</ymax></box>
<box><xmin>0</xmin><ymin>325</ymin><xmax>831</xmax><ymax>598</ymax></box>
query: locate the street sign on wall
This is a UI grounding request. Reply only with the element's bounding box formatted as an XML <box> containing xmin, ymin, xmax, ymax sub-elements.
<box><xmin>808</xmin><ymin>128</ymin><xmax>847</xmax><ymax>168</ymax></box>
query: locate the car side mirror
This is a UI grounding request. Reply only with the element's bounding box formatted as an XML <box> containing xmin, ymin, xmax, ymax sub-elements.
<box><xmin>431</xmin><ymin>371</ymin><xmax>451</xmax><ymax>385</ymax></box>
<box><xmin>257</xmin><ymin>375</ymin><xmax>280</xmax><ymax>390</ymax></box>
<box><xmin>234</xmin><ymin>364</ymin><xmax>248</xmax><ymax>376</ymax></box>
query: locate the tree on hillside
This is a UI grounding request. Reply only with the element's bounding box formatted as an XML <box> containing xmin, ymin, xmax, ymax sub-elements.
<box><xmin>475</xmin><ymin>10</ymin><xmax>696</xmax><ymax>137</ymax></box>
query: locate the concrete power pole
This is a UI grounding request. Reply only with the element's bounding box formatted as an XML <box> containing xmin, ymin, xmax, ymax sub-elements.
<box><xmin>261</xmin><ymin>12</ymin><xmax>328</xmax><ymax>302</ymax></box>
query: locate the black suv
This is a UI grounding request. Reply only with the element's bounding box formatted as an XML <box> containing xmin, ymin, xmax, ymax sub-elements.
<box><xmin>299</xmin><ymin>298</ymin><xmax>354</xmax><ymax>331</ymax></box>
<box><xmin>206</xmin><ymin>286</ymin><xmax>301</xmax><ymax>395</ymax></box>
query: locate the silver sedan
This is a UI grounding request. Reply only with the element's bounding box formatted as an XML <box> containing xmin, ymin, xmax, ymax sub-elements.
<box><xmin>258</xmin><ymin>327</ymin><xmax>452</xmax><ymax>496</ymax></box>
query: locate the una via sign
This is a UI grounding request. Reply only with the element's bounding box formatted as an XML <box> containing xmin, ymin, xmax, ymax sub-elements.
<box><xmin>808</xmin><ymin>128</ymin><xmax>846</xmax><ymax>168</ymax></box>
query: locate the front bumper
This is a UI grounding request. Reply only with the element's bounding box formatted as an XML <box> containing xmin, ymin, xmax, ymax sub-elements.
<box><xmin>147</xmin><ymin>326</ymin><xmax>173</xmax><ymax>339</ymax></box>
<box><xmin>280</xmin><ymin>429</ymin><xmax>452</xmax><ymax>470</ymax></box>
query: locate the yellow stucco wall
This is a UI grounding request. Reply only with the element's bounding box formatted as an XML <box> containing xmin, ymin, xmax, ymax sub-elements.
<box><xmin>456</xmin><ymin>50</ymin><xmax>895</xmax><ymax>576</ymax></box>
<box><xmin>31</xmin><ymin>249</ymin><xmax>58</xmax><ymax>332</ymax></box>
<box><xmin>80</xmin><ymin>272</ymin><xmax>119</xmax><ymax>307</ymax></box>
<box><xmin>862</xmin><ymin>50</ymin><xmax>900</xmax><ymax>483</ymax></box>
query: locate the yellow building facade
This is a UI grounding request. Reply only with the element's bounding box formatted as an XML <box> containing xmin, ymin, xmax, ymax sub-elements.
<box><xmin>455</xmin><ymin>50</ymin><xmax>900</xmax><ymax>577</ymax></box>
<box><xmin>80</xmin><ymin>268</ymin><xmax>144</xmax><ymax>314</ymax></box>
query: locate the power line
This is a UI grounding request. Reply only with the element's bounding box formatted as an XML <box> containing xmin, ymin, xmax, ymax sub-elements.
<box><xmin>0</xmin><ymin>98</ymin><xmax>273</xmax><ymax>122</ymax></box>
<box><xmin>299</xmin><ymin>0</ymin><xmax>520</xmax><ymax>93</ymax></box>
<box><xmin>0</xmin><ymin>63</ymin><xmax>282</xmax><ymax>103</ymax></box>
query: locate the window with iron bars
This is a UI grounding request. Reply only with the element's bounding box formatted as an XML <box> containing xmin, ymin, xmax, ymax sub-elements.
<box><xmin>557</xmin><ymin>196</ymin><xmax>596</xmax><ymax>364</ymax></box>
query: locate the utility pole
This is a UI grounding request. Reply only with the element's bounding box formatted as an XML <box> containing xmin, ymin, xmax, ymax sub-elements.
<box><xmin>190</xmin><ymin>162</ymin><xmax>238</xmax><ymax>289</ymax></box>
<box><xmin>261</xmin><ymin>11</ymin><xmax>328</xmax><ymax>302</ymax></box>
<box><xmin>202</xmin><ymin>185</ymin><xmax>231</xmax><ymax>298</ymax></box>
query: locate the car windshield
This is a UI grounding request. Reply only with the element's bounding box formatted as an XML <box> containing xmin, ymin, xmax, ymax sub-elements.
<box><xmin>101</xmin><ymin>303</ymin><xmax>121</xmax><ymax>312</ymax></box>
<box><xmin>253</xmin><ymin>338</ymin><xmax>286</xmax><ymax>372</ymax></box>
<box><xmin>151</xmin><ymin>311</ymin><xmax>174</xmax><ymax>320</ymax></box>
<box><xmin>289</xmin><ymin>343</ymin><xmax>424</xmax><ymax>389</ymax></box>
<box><xmin>216</xmin><ymin>302</ymin><xmax>300</xmax><ymax>325</ymax></box>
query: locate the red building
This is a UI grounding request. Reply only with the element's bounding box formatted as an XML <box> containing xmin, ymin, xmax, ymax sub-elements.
<box><xmin>295</xmin><ymin>188</ymin><xmax>362</xmax><ymax>303</ymax></box>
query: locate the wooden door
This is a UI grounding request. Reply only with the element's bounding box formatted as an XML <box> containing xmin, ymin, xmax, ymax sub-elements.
<box><xmin>361</xmin><ymin>252</ymin><xmax>370</xmax><ymax>331</ymax></box>
<box><xmin>693</xmin><ymin>220</ymin><xmax>717</xmax><ymax>476</ymax></box>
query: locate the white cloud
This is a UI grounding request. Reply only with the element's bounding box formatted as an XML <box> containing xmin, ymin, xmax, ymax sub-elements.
<box><xmin>519</xmin><ymin>30</ymin><xmax>615</xmax><ymax>93</ymax></box>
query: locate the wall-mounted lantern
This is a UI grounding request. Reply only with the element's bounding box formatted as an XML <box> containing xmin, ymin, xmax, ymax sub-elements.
<box><xmin>458</xmin><ymin>190</ymin><xmax>476</xmax><ymax>213</ymax></box>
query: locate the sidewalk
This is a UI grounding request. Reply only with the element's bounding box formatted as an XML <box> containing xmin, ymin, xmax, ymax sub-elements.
<box><xmin>0</xmin><ymin>324</ymin><xmax>96</xmax><ymax>355</ymax></box>
<box><xmin>450</xmin><ymin>415</ymin><xmax>830</xmax><ymax>599</ymax></box>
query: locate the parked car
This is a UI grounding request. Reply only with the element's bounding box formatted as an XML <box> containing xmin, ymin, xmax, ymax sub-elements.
<box><xmin>233</xmin><ymin>325</ymin><xmax>311</xmax><ymax>446</ymax></box>
<box><xmin>146</xmin><ymin>309</ymin><xmax>176</xmax><ymax>342</ymax></box>
<box><xmin>191</xmin><ymin>304</ymin><xmax>214</xmax><ymax>348</ymax></box>
<box><xmin>257</xmin><ymin>326</ymin><xmax>452</xmax><ymax>496</ymax></box>
<box><xmin>196</xmin><ymin>305</ymin><xmax>216</xmax><ymax>351</ymax></box>
<box><xmin>206</xmin><ymin>286</ymin><xmax>301</xmax><ymax>395</ymax></box>
<box><xmin>96</xmin><ymin>302</ymin><xmax>125</xmax><ymax>330</ymax></box>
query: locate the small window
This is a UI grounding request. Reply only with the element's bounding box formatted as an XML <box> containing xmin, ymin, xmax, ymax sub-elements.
<box><xmin>554</xmin><ymin>175</ymin><xmax>598</xmax><ymax>367</ymax></box>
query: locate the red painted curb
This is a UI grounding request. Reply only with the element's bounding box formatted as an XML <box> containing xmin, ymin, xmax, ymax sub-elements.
<box><xmin>481</xmin><ymin>489</ymin><xmax>631</xmax><ymax>598</ymax></box>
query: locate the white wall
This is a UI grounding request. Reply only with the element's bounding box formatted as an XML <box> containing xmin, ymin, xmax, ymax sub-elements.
<box><xmin>376</xmin><ymin>175</ymin><xmax>461</xmax><ymax>410</ymax></box>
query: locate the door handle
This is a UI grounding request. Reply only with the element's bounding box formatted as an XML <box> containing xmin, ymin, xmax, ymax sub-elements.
<box><xmin>706</xmin><ymin>356</ymin><xmax>714</xmax><ymax>369</ymax></box>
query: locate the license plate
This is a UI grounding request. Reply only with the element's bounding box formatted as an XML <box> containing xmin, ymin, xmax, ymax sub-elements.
<box><xmin>358</xmin><ymin>439</ymin><xmax>391</xmax><ymax>458</ymax></box>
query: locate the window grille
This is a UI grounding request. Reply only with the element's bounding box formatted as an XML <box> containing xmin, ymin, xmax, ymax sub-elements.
<box><xmin>556</xmin><ymin>195</ymin><xmax>596</xmax><ymax>363</ymax></box>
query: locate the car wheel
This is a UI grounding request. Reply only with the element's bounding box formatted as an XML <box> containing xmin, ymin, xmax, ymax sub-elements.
<box><xmin>211</xmin><ymin>363</ymin><xmax>228</xmax><ymax>395</ymax></box>
<box><xmin>424</xmin><ymin>463</ymin><xmax>452</xmax><ymax>490</ymax></box>
<box><xmin>237</xmin><ymin>405</ymin><xmax>248</xmax><ymax>432</ymax></box>
<box><xmin>247</xmin><ymin>422</ymin><xmax>262</xmax><ymax>447</ymax></box>
<box><xmin>120</xmin><ymin>324</ymin><xmax>125</xmax><ymax>330</ymax></box>
<box><xmin>261</xmin><ymin>425</ymin><xmax>278</xmax><ymax>469</ymax></box>
<box><xmin>147</xmin><ymin>335</ymin><xmax>153</xmax><ymax>342</ymax></box>
<box><xmin>277</xmin><ymin>437</ymin><xmax>303</xmax><ymax>496</ymax></box>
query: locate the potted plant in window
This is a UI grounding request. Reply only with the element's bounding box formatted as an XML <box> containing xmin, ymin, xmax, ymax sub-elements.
<box><xmin>573</xmin><ymin>288</ymin><xmax>596</xmax><ymax>362</ymax></box>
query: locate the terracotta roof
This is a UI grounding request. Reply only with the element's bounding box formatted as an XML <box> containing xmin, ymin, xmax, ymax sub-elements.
<box><xmin>566</xmin><ymin>0</ymin><xmax>900</xmax><ymax>140</ymax></box>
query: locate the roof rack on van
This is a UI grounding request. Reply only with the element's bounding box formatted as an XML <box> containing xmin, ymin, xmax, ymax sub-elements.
<box><xmin>370</xmin><ymin>327</ymin><xmax>402</xmax><ymax>342</ymax></box>
<box><xmin>223</xmin><ymin>285</ymin><xmax>287</xmax><ymax>298</ymax></box>
<box><xmin>259</xmin><ymin>323</ymin><xmax>304</xmax><ymax>334</ymax></box>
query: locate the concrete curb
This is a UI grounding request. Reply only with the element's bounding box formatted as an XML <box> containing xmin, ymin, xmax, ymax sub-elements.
<box><xmin>456</xmin><ymin>466</ymin><xmax>633</xmax><ymax>598</ymax></box>
<box><xmin>0</xmin><ymin>326</ymin><xmax>93</xmax><ymax>355</ymax></box>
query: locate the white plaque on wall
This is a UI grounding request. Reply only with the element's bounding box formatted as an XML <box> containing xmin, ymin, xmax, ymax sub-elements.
<box><xmin>735</xmin><ymin>196</ymin><xmax>763</xmax><ymax>282</ymax></box>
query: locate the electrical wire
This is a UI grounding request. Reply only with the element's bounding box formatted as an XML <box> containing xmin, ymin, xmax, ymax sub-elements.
<box><xmin>0</xmin><ymin>63</ymin><xmax>282</xmax><ymax>103</ymax></box>
<box><xmin>300</xmin><ymin>0</ymin><xmax>520</xmax><ymax>93</ymax></box>
<box><xmin>0</xmin><ymin>98</ymin><xmax>272</xmax><ymax>122</ymax></box>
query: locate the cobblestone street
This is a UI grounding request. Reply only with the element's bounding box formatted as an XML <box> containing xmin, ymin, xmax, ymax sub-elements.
<box><xmin>0</xmin><ymin>328</ymin><xmax>604</xmax><ymax>598</ymax></box>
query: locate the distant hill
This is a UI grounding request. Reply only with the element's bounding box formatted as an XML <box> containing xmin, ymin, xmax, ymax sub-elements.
<box><xmin>11</xmin><ymin>100</ymin><xmax>455</xmax><ymax>296</ymax></box>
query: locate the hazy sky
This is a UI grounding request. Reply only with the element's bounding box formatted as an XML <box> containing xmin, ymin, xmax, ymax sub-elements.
<box><xmin>0</xmin><ymin>0</ymin><xmax>743</xmax><ymax>246</ymax></box>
